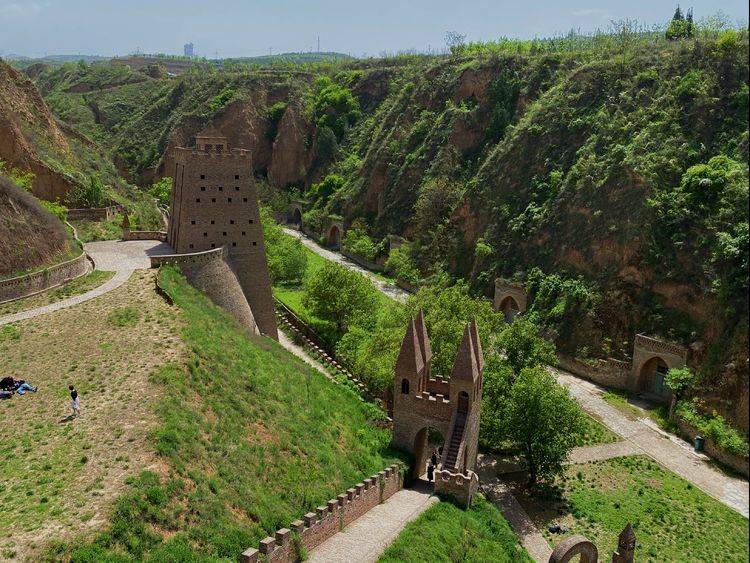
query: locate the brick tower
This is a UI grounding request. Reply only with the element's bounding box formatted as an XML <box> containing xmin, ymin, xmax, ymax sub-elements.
<box><xmin>391</xmin><ymin>311</ymin><xmax>483</xmax><ymax>506</ymax></box>
<box><xmin>168</xmin><ymin>126</ymin><xmax>277</xmax><ymax>340</ymax></box>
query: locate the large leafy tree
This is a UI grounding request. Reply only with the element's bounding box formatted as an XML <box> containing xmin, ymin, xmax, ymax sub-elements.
<box><xmin>261</xmin><ymin>208</ymin><xmax>307</xmax><ymax>285</ymax></box>
<box><xmin>303</xmin><ymin>262</ymin><xmax>380</xmax><ymax>331</ymax></box>
<box><xmin>505</xmin><ymin>366</ymin><xmax>584</xmax><ymax>484</ymax></box>
<box><xmin>495</xmin><ymin>317</ymin><xmax>556</xmax><ymax>377</ymax></box>
<box><xmin>665</xmin><ymin>366</ymin><xmax>698</xmax><ymax>421</ymax></box>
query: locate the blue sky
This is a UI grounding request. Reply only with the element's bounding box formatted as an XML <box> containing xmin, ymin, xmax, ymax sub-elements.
<box><xmin>0</xmin><ymin>0</ymin><xmax>747</xmax><ymax>58</ymax></box>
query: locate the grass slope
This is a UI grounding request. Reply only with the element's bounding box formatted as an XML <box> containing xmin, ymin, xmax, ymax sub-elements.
<box><xmin>378</xmin><ymin>495</ymin><xmax>532</xmax><ymax>563</ymax></box>
<box><xmin>57</xmin><ymin>266</ymin><xmax>404</xmax><ymax>561</ymax></box>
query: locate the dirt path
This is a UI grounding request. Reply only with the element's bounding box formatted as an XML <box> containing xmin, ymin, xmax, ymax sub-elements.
<box><xmin>0</xmin><ymin>240</ymin><xmax>171</xmax><ymax>327</ymax></box>
<box><xmin>283</xmin><ymin>228</ymin><xmax>409</xmax><ymax>303</ymax></box>
<box><xmin>306</xmin><ymin>482</ymin><xmax>438</xmax><ymax>563</ymax></box>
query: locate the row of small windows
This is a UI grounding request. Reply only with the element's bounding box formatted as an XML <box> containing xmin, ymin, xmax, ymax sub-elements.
<box><xmin>200</xmin><ymin>186</ymin><xmax>242</xmax><ymax>192</ymax></box>
<box><xmin>195</xmin><ymin>197</ymin><xmax>249</xmax><ymax>203</ymax></box>
<box><xmin>200</xmin><ymin>174</ymin><xmax>241</xmax><ymax>180</ymax></box>
<box><xmin>202</xmin><ymin>232</ymin><xmax>256</xmax><ymax>239</ymax></box>
<box><xmin>190</xmin><ymin>219</ymin><xmax>254</xmax><ymax>225</ymax></box>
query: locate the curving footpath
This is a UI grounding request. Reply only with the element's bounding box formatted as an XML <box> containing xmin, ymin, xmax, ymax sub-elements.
<box><xmin>0</xmin><ymin>240</ymin><xmax>171</xmax><ymax>327</ymax></box>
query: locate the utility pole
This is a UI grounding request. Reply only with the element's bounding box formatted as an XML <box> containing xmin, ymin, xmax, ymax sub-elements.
<box><xmin>317</xmin><ymin>36</ymin><xmax>320</xmax><ymax>53</ymax></box>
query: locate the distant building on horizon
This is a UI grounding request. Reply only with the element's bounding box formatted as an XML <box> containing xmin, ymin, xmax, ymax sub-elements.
<box><xmin>183</xmin><ymin>43</ymin><xmax>194</xmax><ymax>57</ymax></box>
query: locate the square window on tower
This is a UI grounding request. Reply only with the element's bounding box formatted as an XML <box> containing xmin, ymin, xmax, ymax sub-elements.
<box><xmin>203</xmin><ymin>232</ymin><xmax>207</xmax><ymax>237</ymax></box>
<box><xmin>200</xmin><ymin>186</ymin><xmax>206</xmax><ymax>191</ymax></box>
<box><xmin>252</xmin><ymin>241</ymin><xmax>257</xmax><ymax>246</ymax></box>
<box><xmin>235</xmin><ymin>175</ymin><xmax>239</xmax><ymax>179</ymax></box>
<box><xmin>218</xmin><ymin>186</ymin><xmax>223</xmax><ymax>192</ymax></box>
<box><xmin>191</xmin><ymin>220</ymin><xmax>196</xmax><ymax>225</ymax></box>
<box><xmin>200</xmin><ymin>174</ymin><xmax>205</xmax><ymax>179</ymax></box>
<box><xmin>211</xmin><ymin>198</ymin><xmax>216</xmax><ymax>203</ymax></box>
<box><xmin>235</xmin><ymin>186</ymin><xmax>240</xmax><ymax>191</ymax></box>
<box><xmin>232</xmin><ymin>242</ymin><xmax>237</xmax><ymax>247</ymax></box>
<box><xmin>189</xmin><ymin>244</ymin><xmax>194</xmax><ymax>249</ymax></box>
<box><xmin>242</xmin><ymin>231</ymin><xmax>246</xmax><ymax>236</ymax></box>
<box><xmin>230</xmin><ymin>220</ymin><xmax>235</xmax><ymax>224</ymax></box>
<box><xmin>211</xmin><ymin>243</ymin><xmax>215</xmax><ymax>248</ymax></box>
<box><xmin>211</xmin><ymin>220</ymin><xmax>215</xmax><ymax>225</ymax></box>
<box><xmin>228</xmin><ymin>197</ymin><xmax>232</xmax><ymax>203</ymax></box>
<box><xmin>243</xmin><ymin>197</ymin><xmax>248</xmax><ymax>202</ymax></box>
<box><xmin>196</xmin><ymin>198</ymin><xmax>200</xmax><ymax>203</ymax></box>
<box><xmin>223</xmin><ymin>232</ymin><xmax>227</xmax><ymax>236</ymax></box>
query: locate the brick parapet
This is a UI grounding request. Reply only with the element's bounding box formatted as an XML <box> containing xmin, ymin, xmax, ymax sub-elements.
<box><xmin>434</xmin><ymin>469</ymin><xmax>478</xmax><ymax>508</ymax></box>
<box><xmin>150</xmin><ymin>246</ymin><xmax>227</xmax><ymax>269</ymax></box>
<box><xmin>634</xmin><ymin>334</ymin><xmax>687</xmax><ymax>358</ymax></box>
<box><xmin>557</xmin><ymin>354</ymin><xmax>632</xmax><ymax>391</ymax></box>
<box><xmin>67</xmin><ymin>206</ymin><xmax>117</xmax><ymax>221</ymax></box>
<box><xmin>240</xmin><ymin>464</ymin><xmax>403</xmax><ymax>563</ymax></box>
<box><xmin>123</xmin><ymin>230</ymin><xmax>167</xmax><ymax>242</ymax></box>
<box><xmin>0</xmin><ymin>251</ymin><xmax>89</xmax><ymax>304</ymax></box>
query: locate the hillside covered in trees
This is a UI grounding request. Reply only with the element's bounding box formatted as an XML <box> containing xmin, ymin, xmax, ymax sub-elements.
<box><xmin>18</xmin><ymin>18</ymin><xmax>749</xmax><ymax>428</ymax></box>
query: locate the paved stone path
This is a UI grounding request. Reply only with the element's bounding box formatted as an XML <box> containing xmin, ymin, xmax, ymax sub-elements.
<box><xmin>0</xmin><ymin>240</ymin><xmax>171</xmax><ymax>326</ymax></box>
<box><xmin>283</xmin><ymin>228</ymin><xmax>409</xmax><ymax>303</ymax></box>
<box><xmin>554</xmin><ymin>368</ymin><xmax>749</xmax><ymax>518</ymax></box>
<box><xmin>306</xmin><ymin>482</ymin><xmax>438</xmax><ymax>563</ymax></box>
<box><xmin>480</xmin><ymin>481</ymin><xmax>552</xmax><ymax>563</ymax></box>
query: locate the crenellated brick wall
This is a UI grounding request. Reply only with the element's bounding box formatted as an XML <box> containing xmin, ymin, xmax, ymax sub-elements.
<box><xmin>67</xmin><ymin>206</ymin><xmax>117</xmax><ymax>222</ymax></box>
<box><xmin>0</xmin><ymin>252</ymin><xmax>89</xmax><ymax>304</ymax></box>
<box><xmin>557</xmin><ymin>354</ymin><xmax>632</xmax><ymax>390</ymax></box>
<box><xmin>240</xmin><ymin>464</ymin><xmax>403</xmax><ymax>563</ymax></box>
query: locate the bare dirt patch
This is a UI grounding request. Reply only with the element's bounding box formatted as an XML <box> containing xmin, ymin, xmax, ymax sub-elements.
<box><xmin>0</xmin><ymin>270</ymin><xmax>185</xmax><ymax>561</ymax></box>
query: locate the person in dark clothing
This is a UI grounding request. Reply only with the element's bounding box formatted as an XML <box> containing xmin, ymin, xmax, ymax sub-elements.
<box><xmin>430</xmin><ymin>450</ymin><xmax>438</xmax><ymax>466</ymax></box>
<box><xmin>69</xmin><ymin>385</ymin><xmax>80</xmax><ymax>416</ymax></box>
<box><xmin>426</xmin><ymin>461</ymin><xmax>435</xmax><ymax>482</ymax></box>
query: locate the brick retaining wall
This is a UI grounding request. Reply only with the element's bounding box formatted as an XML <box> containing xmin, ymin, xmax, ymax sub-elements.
<box><xmin>240</xmin><ymin>464</ymin><xmax>403</xmax><ymax>562</ymax></box>
<box><xmin>67</xmin><ymin>206</ymin><xmax>116</xmax><ymax>221</ymax></box>
<box><xmin>0</xmin><ymin>252</ymin><xmax>89</xmax><ymax>304</ymax></box>
<box><xmin>341</xmin><ymin>249</ymin><xmax>385</xmax><ymax>273</ymax></box>
<box><xmin>557</xmin><ymin>354</ymin><xmax>632</xmax><ymax>390</ymax></box>
<box><xmin>123</xmin><ymin>230</ymin><xmax>167</xmax><ymax>242</ymax></box>
<box><xmin>676</xmin><ymin>419</ymin><xmax>749</xmax><ymax>477</ymax></box>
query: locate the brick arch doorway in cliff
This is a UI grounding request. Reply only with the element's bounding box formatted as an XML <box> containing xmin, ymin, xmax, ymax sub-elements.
<box><xmin>292</xmin><ymin>207</ymin><xmax>302</xmax><ymax>227</ymax></box>
<box><xmin>328</xmin><ymin>224</ymin><xmax>341</xmax><ymax>249</ymax></box>
<box><xmin>499</xmin><ymin>296</ymin><xmax>520</xmax><ymax>323</ymax></box>
<box><xmin>637</xmin><ymin>356</ymin><xmax>670</xmax><ymax>398</ymax></box>
<box><xmin>412</xmin><ymin>426</ymin><xmax>445</xmax><ymax>480</ymax></box>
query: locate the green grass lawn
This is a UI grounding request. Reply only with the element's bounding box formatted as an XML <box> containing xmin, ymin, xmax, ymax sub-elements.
<box><xmin>577</xmin><ymin>413</ymin><xmax>620</xmax><ymax>446</ymax></box>
<box><xmin>71</xmin><ymin>216</ymin><xmax>123</xmax><ymax>243</ymax></box>
<box><xmin>51</xmin><ymin>266</ymin><xmax>404</xmax><ymax>561</ymax></box>
<box><xmin>0</xmin><ymin>270</ymin><xmax>114</xmax><ymax>317</ymax></box>
<box><xmin>513</xmin><ymin>456</ymin><xmax>749</xmax><ymax>563</ymax></box>
<box><xmin>378</xmin><ymin>495</ymin><xmax>532</xmax><ymax>562</ymax></box>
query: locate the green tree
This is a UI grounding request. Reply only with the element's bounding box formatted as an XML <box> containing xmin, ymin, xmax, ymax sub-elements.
<box><xmin>505</xmin><ymin>366</ymin><xmax>584</xmax><ymax>484</ymax></box>
<box><xmin>67</xmin><ymin>174</ymin><xmax>107</xmax><ymax>208</ymax></box>
<box><xmin>148</xmin><ymin>177</ymin><xmax>172</xmax><ymax>207</ymax></box>
<box><xmin>260</xmin><ymin>208</ymin><xmax>307</xmax><ymax>284</ymax></box>
<box><xmin>308</xmin><ymin>76</ymin><xmax>360</xmax><ymax>141</ymax></box>
<box><xmin>665</xmin><ymin>366</ymin><xmax>698</xmax><ymax>421</ymax></box>
<box><xmin>385</xmin><ymin>245</ymin><xmax>420</xmax><ymax>285</ymax></box>
<box><xmin>479</xmin><ymin>355</ymin><xmax>515</xmax><ymax>452</ymax></box>
<box><xmin>303</xmin><ymin>262</ymin><xmax>381</xmax><ymax>331</ymax></box>
<box><xmin>496</xmin><ymin>317</ymin><xmax>556</xmax><ymax>377</ymax></box>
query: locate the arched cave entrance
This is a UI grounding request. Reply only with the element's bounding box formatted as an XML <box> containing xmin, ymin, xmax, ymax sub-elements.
<box><xmin>292</xmin><ymin>207</ymin><xmax>302</xmax><ymax>227</ymax></box>
<box><xmin>499</xmin><ymin>296</ymin><xmax>520</xmax><ymax>323</ymax></box>
<box><xmin>412</xmin><ymin>426</ymin><xmax>445</xmax><ymax>480</ymax></box>
<box><xmin>328</xmin><ymin>224</ymin><xmax>341</xmax><ymax>249</ymax></box>
<box><xmin>638</xmin><ymin>356</ymin><xmax>670</xmax><ymax>398</ymax></box>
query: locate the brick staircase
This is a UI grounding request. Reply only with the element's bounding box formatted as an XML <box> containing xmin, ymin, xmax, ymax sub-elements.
<box><xmin>443</xmin><ymin>413</ymin><xmax>466</xmax><ymax>471</ymax></box>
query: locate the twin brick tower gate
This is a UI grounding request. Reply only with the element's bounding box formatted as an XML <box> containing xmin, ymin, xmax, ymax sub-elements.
<box><xmin>392</xmin><ymin>311</ymin><xmax>483</xmax><ymax>506</ymax></box>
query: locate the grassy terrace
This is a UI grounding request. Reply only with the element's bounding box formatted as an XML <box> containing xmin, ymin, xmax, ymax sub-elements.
<box><xmin>49</xmin><ymin>266</ymin><xmax>404</xmax><ymax>561</ymax></box>
<box><xmin>378</xmin><ymin>495</ymin><xmax>532</xmax><ymax>562</ymax></box>
<box><xmin>0</xmin><ymin>270</ymin><xmax>114</xmax><ymax>317</ymax></box>
<box><xmin>512</xmin><ymin>456</ymin><xmax>749</xmax><ymax>563</ymax></box>
<box><xmin>0</xmin><ymin>271</ymin><xmax>181</xmax><ymax>561</ymax></box>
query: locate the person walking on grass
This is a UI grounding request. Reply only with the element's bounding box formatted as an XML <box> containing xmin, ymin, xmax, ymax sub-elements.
<box><xmin>69</xmin><ymin>384</ymin><xmax>80</xmax><ymax>417</ymax></box>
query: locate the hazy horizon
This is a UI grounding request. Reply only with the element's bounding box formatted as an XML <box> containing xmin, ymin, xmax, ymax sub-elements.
<box><xmin>1</xmin><ymin>0</ymin><xmax>747</xmax><ymax>59</ymax></box>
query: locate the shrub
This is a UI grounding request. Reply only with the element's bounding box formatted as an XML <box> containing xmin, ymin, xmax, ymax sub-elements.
<box><xmin>342</xmin><ymin>225</ymin><xmax>380</xmax><ymax>261</ymax></box>
<box><xmin>147</xmin><ymin>177</ymin><xmax>172</xmax><ymax>207</ymax></box>
<box><xmin>676</xmin><ymin>400</ymin><xmax>749</xmax><ymax>459</ymax></box>
<box><xmin>385</xmin><ymin>245</ymin><xmax>420</xmax><ymax>284</ymax></box>
<box><xmin>66</xmin><ymin>175</ymin><xmax>107</xmax><ymax>208</ymax></box>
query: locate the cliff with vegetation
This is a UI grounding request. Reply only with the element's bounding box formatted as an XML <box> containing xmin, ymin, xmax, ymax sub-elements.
<box><xmin>28</xmin><ymin>25</ymin><xmax>749</xmax><ymax>428</ymax></box>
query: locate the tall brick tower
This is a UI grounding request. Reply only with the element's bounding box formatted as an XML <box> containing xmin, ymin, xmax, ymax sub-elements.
<box><xmin>168</xmin><ymin>126</ymin><xmax>277</xmax><ymax>340</ymax></box>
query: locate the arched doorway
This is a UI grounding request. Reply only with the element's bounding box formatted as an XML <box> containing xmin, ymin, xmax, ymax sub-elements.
<box><xmin>638</xmin><ymin>356</ymin><xmax>669</xmax><ymax>397</ymax></box>
<box><xmin>412</xmin><ymin>426</ymin><xmax>444</xmax><ymax>480</ymax></box>
<box><xmin>292</xmin><ymin>207</ymin><xmax>302</xmax><ymax>227</ymax></box>
<box><xmin>328</xmin><ymin>225</ymin><xmax>341</xmax><ymax>249</ymax></box>
<box><xmin>499</xmin><ymin>296</ymin><xmax>520</xmax><ymax>323</ymax></box>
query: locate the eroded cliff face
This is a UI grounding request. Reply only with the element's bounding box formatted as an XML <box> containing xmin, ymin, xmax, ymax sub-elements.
<box><xmin>0</xmin><ymin>60</ymin><xmax>78</xmax><ymax>201</ymax></box>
